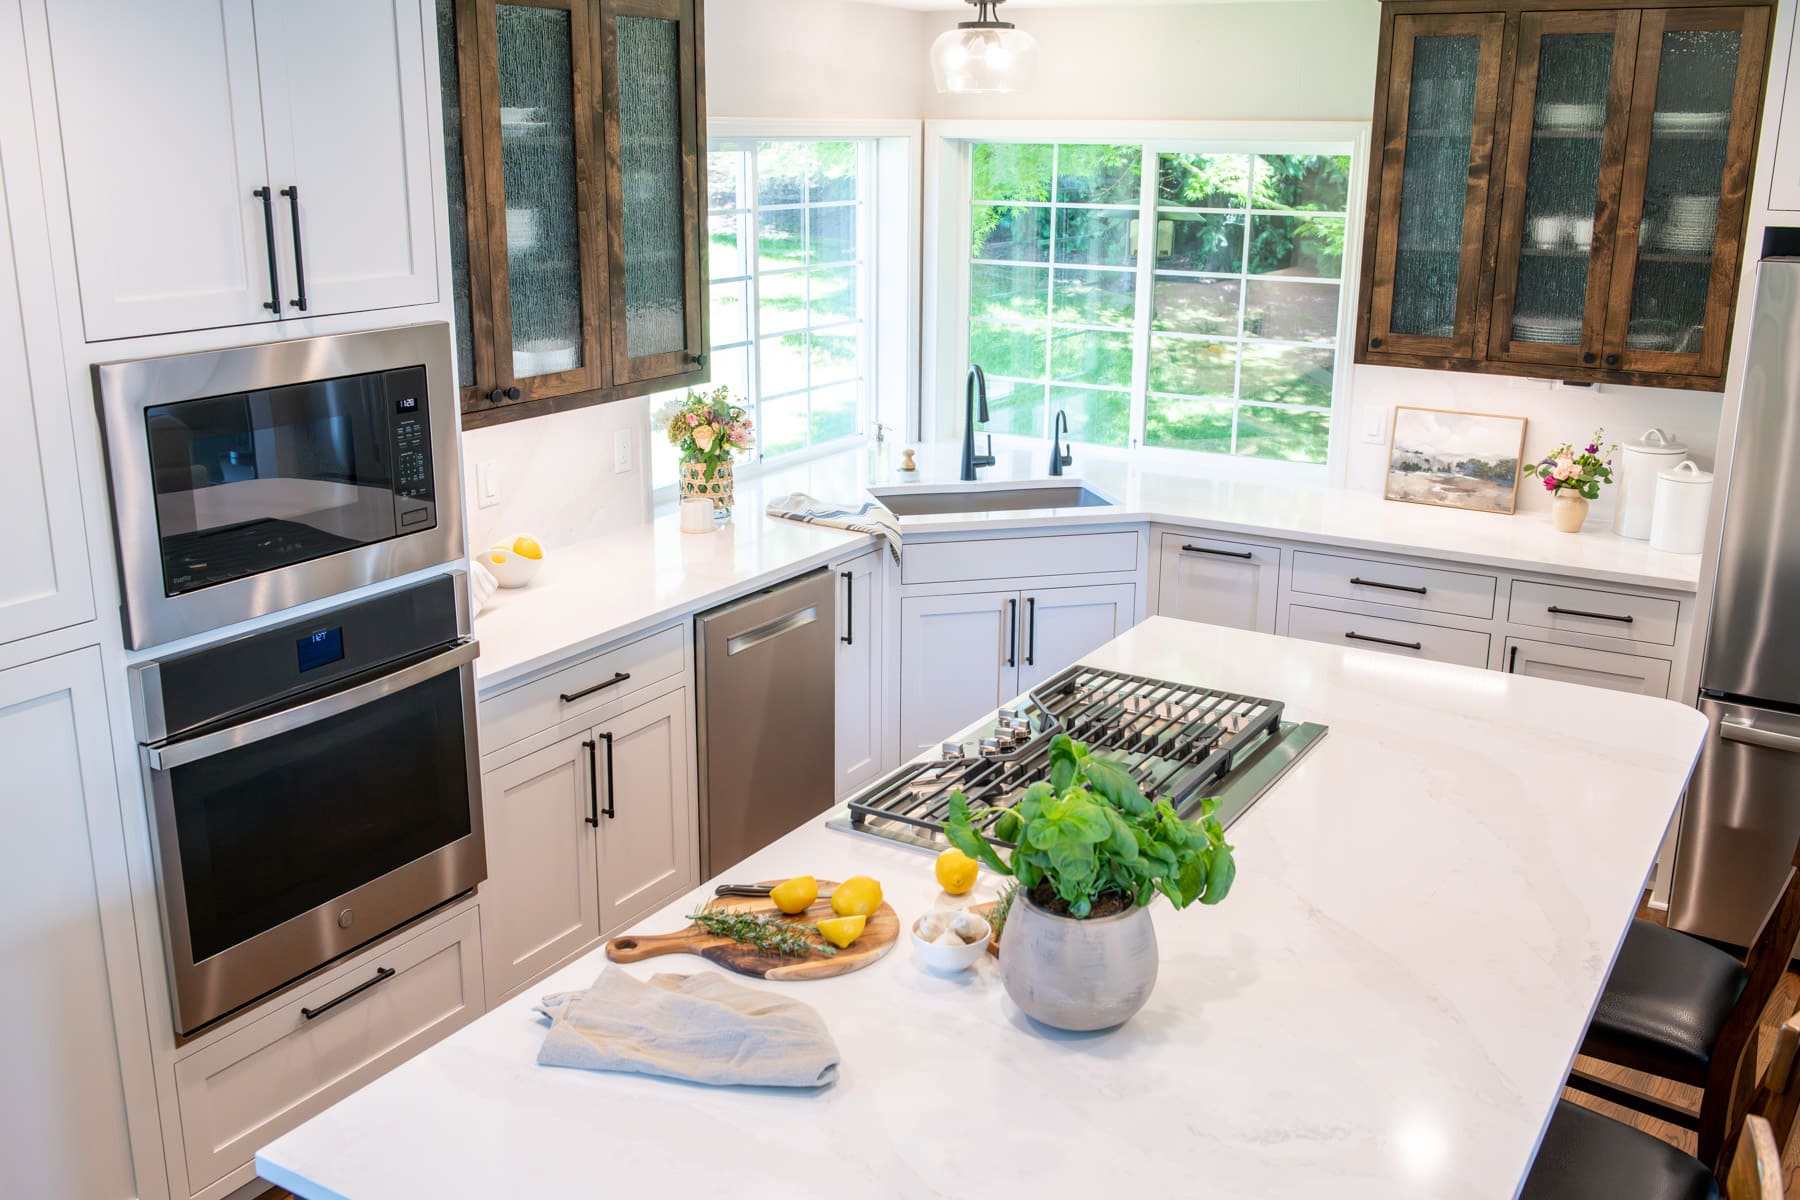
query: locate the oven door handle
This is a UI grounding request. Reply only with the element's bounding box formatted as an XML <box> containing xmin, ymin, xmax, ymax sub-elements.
<box><xmin>147</xmin><ymin>640</ymin><xmax>480</xmax><ymax>771</ymax></box>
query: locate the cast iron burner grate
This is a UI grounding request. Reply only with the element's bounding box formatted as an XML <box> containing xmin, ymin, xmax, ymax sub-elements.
<box><xmin>839</xmin><ymin>664</ymin><xmax>1309</xmax><ymax>851</ymax></box>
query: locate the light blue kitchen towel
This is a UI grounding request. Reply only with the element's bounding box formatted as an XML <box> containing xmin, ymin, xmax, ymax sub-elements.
<box><xmin>534</xmin><ymin>967</ymin><xmax>840</xmax><ymax>1088</ymax></box>
<box><xmin>765</xmin><ymin>492</ymin><xmax>901</xmax><ymax>563</ymax></box>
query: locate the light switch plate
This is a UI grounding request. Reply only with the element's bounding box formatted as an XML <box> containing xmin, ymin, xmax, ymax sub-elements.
<box><xmin>1360</xmin><ymin>405</ymin><xmax>1390</xmax><ymax>445</ymax></box>
<box><xmin>612</xmin><ymin>429</ymin><xmax>632</xmax><ymax>474</ymax></box>
<box><xmin>475</xmin><ymin>460</ymin><xmax>500</xmax><ymax>509</ymax></box>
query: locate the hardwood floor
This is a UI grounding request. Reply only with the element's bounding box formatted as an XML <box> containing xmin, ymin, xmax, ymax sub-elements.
<box><xmin>1562</xmin><ymin>900</ymin><xmax>1800</xmax><ymax>1193</ymax></box>
<box><xmin>254</xmin><ymin>901</ymin><xmax>1800</xmax><ymax>1198</ymax></box>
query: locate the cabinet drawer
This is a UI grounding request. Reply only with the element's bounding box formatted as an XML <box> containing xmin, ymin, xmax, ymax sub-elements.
<box><xmin>480</xmin><ymin>623</ymin><xmax>686</xmax><ymax>752</ymax></box>
<box><xmin>1290</xmin><ymin>550</ymin><xmax>1497</xmax><ymax>619</ymax></box>
<box><xmin>902</xmin><ymin>531</ymin><xmax>1138</xmax><ymax>585</ymax></box>
<box><xmin>1508</xmin><ymin>581</ymin><xmax>1678</xmax><ymax>646</ymax></box>
<box><xmin>1504</xmin><ymin>637</ymin><xmax>1671</xmax><ymax>697</ymax></box>
<box><xmin>1287</xmin><ymin>603</ymin><xmax>1492</xmax><ymax>669</ymax></box>
<box><xmin>178</xmin><ymin>907</ymin><xmax>482</xmax><ymax>1192</ymax></box>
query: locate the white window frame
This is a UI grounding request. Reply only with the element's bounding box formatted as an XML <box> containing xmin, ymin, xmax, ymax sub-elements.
<box><xmin>923</xmin><ymin>120</ymin><xmax>1371</xmax><ymax>487</ymax></box>
<box><xmin>652</xmin><ymin>119</ymin><xmax>921</xmax><ymax>501</ymax></box>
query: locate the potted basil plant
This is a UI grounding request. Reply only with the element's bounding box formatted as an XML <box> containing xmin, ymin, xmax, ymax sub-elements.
<box><xmin>946</xmin><ymin>733</ymin><xmax>1235</xmax><ymax>1031</ymax></box>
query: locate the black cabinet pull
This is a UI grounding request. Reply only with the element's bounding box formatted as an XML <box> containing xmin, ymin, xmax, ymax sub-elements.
<box><xmin>279</xmin><ymin>185</ymin><xmax>308</xmax><ymax>312</ymax></box>
<box><xmin>560</xmin><ymin>671</ymin><xmax>630</xmax><ymax>703</ymax></box>
<box><xmin>840</xmin><ymin>571</ymin><xmax>853</xmax><ymax>645</ymax></box>
<box><xmin>1370</xmin><ymin>336</ymin><xmax>1384</xmax><ymax>348</ymax></box>
<box><xmin>1508</xmin><ymin>645</ymin><xmax>1520</xmax><ymax>673</ymax></box>
<box><xmin>1582</xmin><ymin>352</ymin><xmax>1597</xmax><ymax>365</ymax></box>
<box><xmin>691</xmin><ymin>352</ymin><xmax>707</xmax><ymax>369</ymax></box>
<box><xmin>486</xmin><ymin>386</ymin><xmax>521</xmax><ymax>404</ymax></box>
<box><xmin>1605</xmin><ymin>354</ymin><xmax>1620</xmax><ymax>367</ymax></box>
<box><xmin>1345</xmin><ymin>631</ymin><xmax>1423</xmax><ymax>651</ymax></box>
<box><xmin>599</xmin><ymin>731</ymin><xmax>616</xmax><ymax>820</ymax></box>
<box><xmin>1182</xmin><ymin>543</ymin><xmax>1253</xmax><ymax>560</ymax></box>
<box><xmin>1350</xmin><ymin>576</ymin><xmax>1428</xmax><ymax>596</ymax></box>
<box><xmin>584</xmin><ymin>739</ymin><xmax>600</xmax><ymax>827</ymax></box>
<box><xmin>1024</xmin><ymin>596</ymin><xmax>1036</xmax><ymax>667</ymax></box>
<box><xmin>253</xmin><ymin>187</ymin><xmax>281</xmax><ymax>314</ymax></box>
<box><xmin>301</xmin><ymin>966</ymin><xmax>395</xmax><ymax>1021</ymax></box>
<box><xmin>1547</xmin><ymin>605</ymin><xmax>1633</xmax><ymax>624</ymax></box>
<box><xmin>1005</xmin><ymin>598</ymin><xmax>1017</xmax><ymax>668</ymax></box>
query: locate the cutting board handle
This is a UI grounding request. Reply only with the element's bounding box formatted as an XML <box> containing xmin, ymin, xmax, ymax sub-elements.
<box><xmin>604</xmin><ymin>930</ymin><xmax>700</xmax><ymax>963</ymax></box>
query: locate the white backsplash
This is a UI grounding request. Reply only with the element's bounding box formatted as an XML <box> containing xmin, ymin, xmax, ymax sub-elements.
<box><xmin>1345</xmin><ymin>365</ymin><xmax>1723</xmax><ymax>521</ymax></box>
<box><xmin>460</xmin><ymin>397</ymin><xmax>650</xmax><ymax>554</ymax></box>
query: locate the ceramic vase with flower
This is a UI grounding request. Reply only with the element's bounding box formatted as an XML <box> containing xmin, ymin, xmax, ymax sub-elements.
<box><xmin>1527</xmin><ymin>430</ymin><xmax>1618</xmax><ymax>535</ymax></box>
<box><xmin>660</xmin><ymin>385</ymin><xmax>753</xmax><ymax>519</ymax></box>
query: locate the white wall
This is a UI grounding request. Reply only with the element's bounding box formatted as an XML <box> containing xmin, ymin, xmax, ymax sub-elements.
<box><xmin>461</xmin><ymin>397</ymin><xmax>650</xmax><ymax>551</ymax></box>
<box><xmin>706</xmin><ymin>0</ymin><xmax>925</xmax><ymax>119</ymax></box>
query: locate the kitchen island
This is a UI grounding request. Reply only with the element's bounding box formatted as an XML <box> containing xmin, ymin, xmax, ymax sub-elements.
<box><xmin>258</xmin><ymin>618</ymin><xmax>1708</xmax><ymax>1199</ymax></box>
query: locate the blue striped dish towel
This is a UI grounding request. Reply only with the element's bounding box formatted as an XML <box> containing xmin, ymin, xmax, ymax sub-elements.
<box><xmin>765</xmin><ymin>492</ymin><xmax>901</xmax><ymax>563</ymax></box>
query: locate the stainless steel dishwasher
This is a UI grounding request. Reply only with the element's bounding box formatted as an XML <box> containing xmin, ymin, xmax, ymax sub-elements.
<box><xmin>695</xmin><ymin>569</ymin><xmax>837</xmax><ymax>878</ymax></box>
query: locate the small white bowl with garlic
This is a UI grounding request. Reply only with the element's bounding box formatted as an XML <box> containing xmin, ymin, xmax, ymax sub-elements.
<box><xmin>911</xmin><ymin>910</ymin><xmax>991</xmax><ymax>973</ymax></box>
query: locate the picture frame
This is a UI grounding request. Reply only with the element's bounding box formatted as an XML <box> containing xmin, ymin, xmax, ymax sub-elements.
<box><xmin>1384</xmin><ymin>406</ymin><xmax>1528</xmax><ymax>516</ymax></box>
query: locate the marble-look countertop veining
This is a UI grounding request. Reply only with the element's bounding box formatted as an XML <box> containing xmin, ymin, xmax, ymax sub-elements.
<box><xmin>473</xmin><ymin>443</ymin><xmax>1702</xmax><ymax>696</ymax></box>
<box><xmin>260</xmin><ymin>618</ymin><xmax>1708</xmax><ymax>1200</ymax></box>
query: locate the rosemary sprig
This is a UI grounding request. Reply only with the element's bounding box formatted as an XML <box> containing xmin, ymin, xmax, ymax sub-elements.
<box><xmin>988</xmin><ymin>882</ymin><xmax>1020</xmax><ymax>940</ymax></box>
<box><xmin>687</xmin><ymin>906</ymin><xmax>837</xmax><ymax>958</ymax></box>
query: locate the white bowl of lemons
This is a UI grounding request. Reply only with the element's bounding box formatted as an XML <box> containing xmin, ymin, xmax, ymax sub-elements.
<box><xmin>477</xmin><ymin>535</ymin><xmax>544</xmax><ymax>588</ymax></box>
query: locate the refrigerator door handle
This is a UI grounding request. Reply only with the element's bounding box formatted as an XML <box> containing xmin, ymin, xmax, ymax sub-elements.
<box><xmin>1721</xmin><ymin>717</ymin><xmax>1800</xmax><ymax>754</ymax></box>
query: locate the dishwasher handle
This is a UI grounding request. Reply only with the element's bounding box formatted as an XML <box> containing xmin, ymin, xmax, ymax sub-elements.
<box><xmin>725</xmin><ymin>605</ymin><xmax>820</xmax><ymax>656</ymax></box>
<box><xmin>1721</xmin><ymin>718</ymin><xmax>1800</xmax><ymax>754</ymax></box>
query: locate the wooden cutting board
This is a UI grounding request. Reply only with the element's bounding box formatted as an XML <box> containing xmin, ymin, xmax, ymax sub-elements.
<box><xmin>604</xmin><ymin>881</ymin><xmax>898</xmax><ymax>980</ymax></box>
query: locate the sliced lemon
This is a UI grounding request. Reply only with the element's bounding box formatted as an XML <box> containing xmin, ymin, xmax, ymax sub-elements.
<box><xmin>831</xmin><ymin>875</ymin><xmax>883</xmax><ymax>917</ymax></box>
<box><xmin>935</xmin><ymin>848</ymin><xmax>978</xmax><ymax>895</ymax></box>
<box><xmin>817</xmin><ymin>914</ymin><xmax>866</xmax><ymax>949</ymax></box>
<box><xmin>511</xmin><ymin>535</ymin><xmax>544</xmax><ymax>560</ymax></box>
<box><xmin>769</xmin><ymin>875</ymin><xmax>818</xmax><ymax>915</ymax></box>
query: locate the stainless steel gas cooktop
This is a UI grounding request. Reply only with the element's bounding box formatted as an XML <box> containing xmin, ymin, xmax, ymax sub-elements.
<box><xmin>828</xmin><ymin>664</ymin><xmax>1328</xmax><ymax>854</ymax></box>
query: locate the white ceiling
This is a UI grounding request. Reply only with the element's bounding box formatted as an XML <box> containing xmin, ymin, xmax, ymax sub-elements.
<box><xmin>840</xmin><ymin>0</ymin><xmax>1315</xmax><ymax>10</ymax></box>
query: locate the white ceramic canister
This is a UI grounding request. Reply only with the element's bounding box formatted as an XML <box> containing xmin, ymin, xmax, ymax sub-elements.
<box><xmin>1614</xmin><ymin>427</ymin><xmax>1689</xmax><ymax>539</ymax></box>
<box><xmin>678</xmin><ymin>496</ymin><xmax>716</xmax><ymax>534</ymax></box>
<box><xmin>1649</xmin><ymin>460</ymin><xmax>1714</xmax><ymax>555</ymax></box>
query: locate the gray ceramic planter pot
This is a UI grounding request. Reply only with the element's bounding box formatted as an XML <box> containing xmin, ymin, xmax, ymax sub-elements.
<box><xmin>999</xmin><ymin>893</ymin><xmax>1159</xmax><ymax>1031</ymax></box>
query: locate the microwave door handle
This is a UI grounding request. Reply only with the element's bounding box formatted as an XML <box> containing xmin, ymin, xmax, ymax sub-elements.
<box><xmin>1720</xmin><ymin>718</ymin><xmax>1800</xmax><ymax>754</ymax></box>
<box><xmin>146</xmin><ymin>640</ymin><xmax>479</xmax><ymax>771</ymax></box>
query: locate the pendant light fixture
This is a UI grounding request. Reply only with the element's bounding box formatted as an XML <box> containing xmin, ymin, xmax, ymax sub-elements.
<box><xmin>930</xmin><ymin>0</ymin><xmax>1039</xmax><ymax>95</ymax></box>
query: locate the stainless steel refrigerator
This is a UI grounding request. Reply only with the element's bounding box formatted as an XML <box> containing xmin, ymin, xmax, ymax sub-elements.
<box><xmin>1670</xmin><ymin>255</ymin><xmax>1800</xmax><ymax>947</ymax></box>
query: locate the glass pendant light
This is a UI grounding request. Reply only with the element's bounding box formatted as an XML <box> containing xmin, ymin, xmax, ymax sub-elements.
<box><xmin>930</xmin><ymin>0</ymin><xmax>1038</xmax><ymax>95</ymax></box>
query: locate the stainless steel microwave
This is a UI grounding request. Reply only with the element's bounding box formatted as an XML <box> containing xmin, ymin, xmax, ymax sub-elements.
<box><xmin>94</xmin><ymin>324</ymin><xmax>464</xmax><ymax>649</ymax></box>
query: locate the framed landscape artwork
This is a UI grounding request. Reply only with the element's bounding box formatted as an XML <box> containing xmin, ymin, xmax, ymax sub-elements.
<box><xmin>1385</xmin><ymin>407</ymin><xmax>1528</xmax><ymax>515</ymax></box>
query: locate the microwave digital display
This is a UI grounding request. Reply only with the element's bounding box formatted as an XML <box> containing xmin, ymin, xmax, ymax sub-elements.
<box><xmin>297</xmin><ymin>627</ymin><xmax>345</xmax><ymax>672</ymax></box>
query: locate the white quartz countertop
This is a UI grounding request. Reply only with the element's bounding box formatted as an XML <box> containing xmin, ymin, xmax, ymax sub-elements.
<box><xmin>260</xmin><ymin>618</ymin><xmax>1708</xmax><ymax>1200</ymax></box>
<box><xmin>473</xmin><ymin>444</ymin><xmax>1699</xmax><ymax>695</ymax></box>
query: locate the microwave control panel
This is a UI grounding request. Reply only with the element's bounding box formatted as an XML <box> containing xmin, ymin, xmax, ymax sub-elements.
<box><xmin>387</xmin><ymin>366</ymin><xmax>435</xmax><ymax>507</ymax></box>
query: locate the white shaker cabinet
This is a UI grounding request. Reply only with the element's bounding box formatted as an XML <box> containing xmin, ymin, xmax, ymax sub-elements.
<box><xmin>47</xmin><ymin>0</ymin><xmax>437</xmax><ymax>341</ymax></box>
<box><xmin>1503</xmin><ymin>637</ymin><xmax>1673</xmax><ymax>697</ymax></box>
<box><xmin>593</xmin><ymin>687</ymin><xmax>698</xmax><ymax>935</ymax></box>
<box><xmin>0</xmin><ymin>650</ymin><xmax>145</xmax><ymax>1200</ymax></box>
<box><xmin>0</xmin><ymin>8</ymin><xmax>92</xmax><ymax>646</ymax></box>
<box><xmin>1153</xmin><ymin>532</ymin><xmax>1280</xmax><ymax>634</ymax></box>
<box><xmin>834</xmin><ymin>548</ymin><xmax>886</xmax><ymax>799</ymax></box>
<box><xmin>1017</xmin><ymin>583</ymin><xmax>1137</xmax><ymax>694</ymax></box>
<box><xmin>899</xmin><ymin>590</ymin><xmax>1018</xmax><ymax>756</ymax></box>
<box><xmin>479</xmin><ymin>731</ymin><xmax>601</xmax><ymax>1005</ymax></box>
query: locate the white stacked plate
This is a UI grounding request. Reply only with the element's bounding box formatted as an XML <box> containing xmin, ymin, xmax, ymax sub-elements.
<box><xmin>1653</xmin><ymin>110</ymin><xmax>1730</xmax><ymax>135</ymax></box>
<box><xmin>1513</xmin><ymin>314</ymin><xmax>1584</xmax><ymax>345</ymax></box>
<box><xmin>1539</xmin><ymin>102</ymin><xmax>1604</xmax><ymax>131</ymax></box>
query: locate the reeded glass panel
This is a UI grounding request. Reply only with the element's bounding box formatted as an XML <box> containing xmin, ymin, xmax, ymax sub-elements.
<box><xmin>1627</xmin><ymin>28</ymin><xmax>1744</xmax><ymax>353</ymax></box>
<box><xmin>617</xmin><ymin>15</ymin><xmax>687</xmax><ymax>360</ymax></box>
<box><xmin>495</xmin><ymin>5</ymin><xmax>582</xmax><ymax>379</ymax></box>
<box><xmin>1389</xmin><ymin>34</ymin><xmax>1481</xmax><ymax>337</ymax></box>
<box><xmin>435</xmin><ymin>0</ymin><xmax>475</xmax><ymax>388</ymax></box>
<box><xmin>1511</xmin><ymin>32</ymin><xmax>1615</xmax><ymax>346</ymax></box>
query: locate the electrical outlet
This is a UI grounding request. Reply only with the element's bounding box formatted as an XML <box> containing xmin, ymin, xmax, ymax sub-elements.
<box><xmin>1360</xmin><ymin>405</ymin><xmax>1390</xmax><ymax>445</ymax></box>
<box><xmin>612</xmin><ymin>428</ymin><xmax>633</xmax><ymax>474</ymax></box>
<box><xmin>475</xmin><ymin>460</ymin><xmax>500</xmax><ymax>509</ymax></box>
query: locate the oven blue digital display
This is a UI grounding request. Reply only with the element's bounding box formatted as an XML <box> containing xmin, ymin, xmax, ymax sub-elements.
<box><xmin>297</xmin><ymin>627</ymin><xmax>345</xmax><ymax>672</ymax></box>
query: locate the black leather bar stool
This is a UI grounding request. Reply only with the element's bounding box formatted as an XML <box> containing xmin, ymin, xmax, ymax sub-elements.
<box><xmin>1566</xmin><ymin>838</ymin><xmax>1800</xmax><ymax>1175</ymax></box>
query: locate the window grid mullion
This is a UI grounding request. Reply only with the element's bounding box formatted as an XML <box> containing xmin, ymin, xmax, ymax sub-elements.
<box><xmin>1129</xmin><ymin>145</ymin><xmax>1157</xmax><ymax>450</ymax></box>
<box><xmin>1231</xmin><ymin>175</ymin><xmax>1253</xmax><ymax>457</ymax></box>
<box><xmin>746</xmin><ymin>146</ymin><xmax>767</xmax><ymax>461</ymax></box>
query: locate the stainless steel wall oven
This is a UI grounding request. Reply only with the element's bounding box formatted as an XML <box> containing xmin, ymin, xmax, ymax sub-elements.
<box><xmin>130</xmin><ymin>574</ymin><xmax>485</xmax><ymax>1036</ymax></box>
<box><xmin>94</xmin><ymin>323</ymin><xmax>463</xmax><ymax>649</ymax></box>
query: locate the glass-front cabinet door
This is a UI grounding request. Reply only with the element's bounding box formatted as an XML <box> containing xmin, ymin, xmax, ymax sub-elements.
<box><xmin>1489</xmin><ymin>10</ymin><xmax>1640</xmax><ymax>370</ymax></box>
<box><xmin>1364</xmin><ymin>13</ymin><xmax>1507</xmax><ymax>360</ymax></box>
<box><xmin>601</xmin><ymin>0</ymin><xmax>706</xmax><ymax>388</ymax></box>
<box><xmin>1603</xmin><ymin>6</ymin><xmax>1770</xmax><ymax>379</ymax></box>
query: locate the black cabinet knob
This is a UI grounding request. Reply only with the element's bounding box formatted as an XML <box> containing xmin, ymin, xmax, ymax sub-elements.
<box><xmin>1370</xmin><ymin>336</ymin><xmax>1383</xmax><ymax>349</ymax></box>
<box><xmin>1582</xmin><ymin>352</ymin><xmax>1597</xmax><ymax>365</ymax></box>
<box><xmin>691</xmin><ymin>352</ymin><xmax>707</xmax><ymax>368</ymax></box>
<box><xmin>1605</xmin><ymin>354</ymin><xmax>1620</xmax><ymax>367</ymax></box>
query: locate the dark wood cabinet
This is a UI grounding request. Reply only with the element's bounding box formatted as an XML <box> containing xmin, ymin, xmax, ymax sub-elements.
<box><xmin>439</xmin><ymin>0</ymin><xmax>707</xmax><ymax>430</ymax></box>
<box><xmin>1357</xmin><ymin>0</ymin><xmax>1772</xmax><ymax>391</ymax></box>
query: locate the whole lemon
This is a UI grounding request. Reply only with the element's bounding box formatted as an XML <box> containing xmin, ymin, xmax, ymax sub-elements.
<box><xmin>768</xmin><ymin>875</ymin><xmax>818</xmax><ymax>915</ymax></box>
<box><xmin>817</xmin><ymin>914</ymin><xmax>866</xmax><ymax>949</ymax></box>
<box><xmin>831</xmin><ymin>875</ymin><xmax>883</xmax><ymax>917</ymax></box>
<box><xmin>511</xmin><ymin>535</ymin><xmax>544</xmax><ymax>560</ymax></box>
<box><xmin>935</xmin><ymin>847</ymin><xmax>978</xmax><ymax>895</ymax></box>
